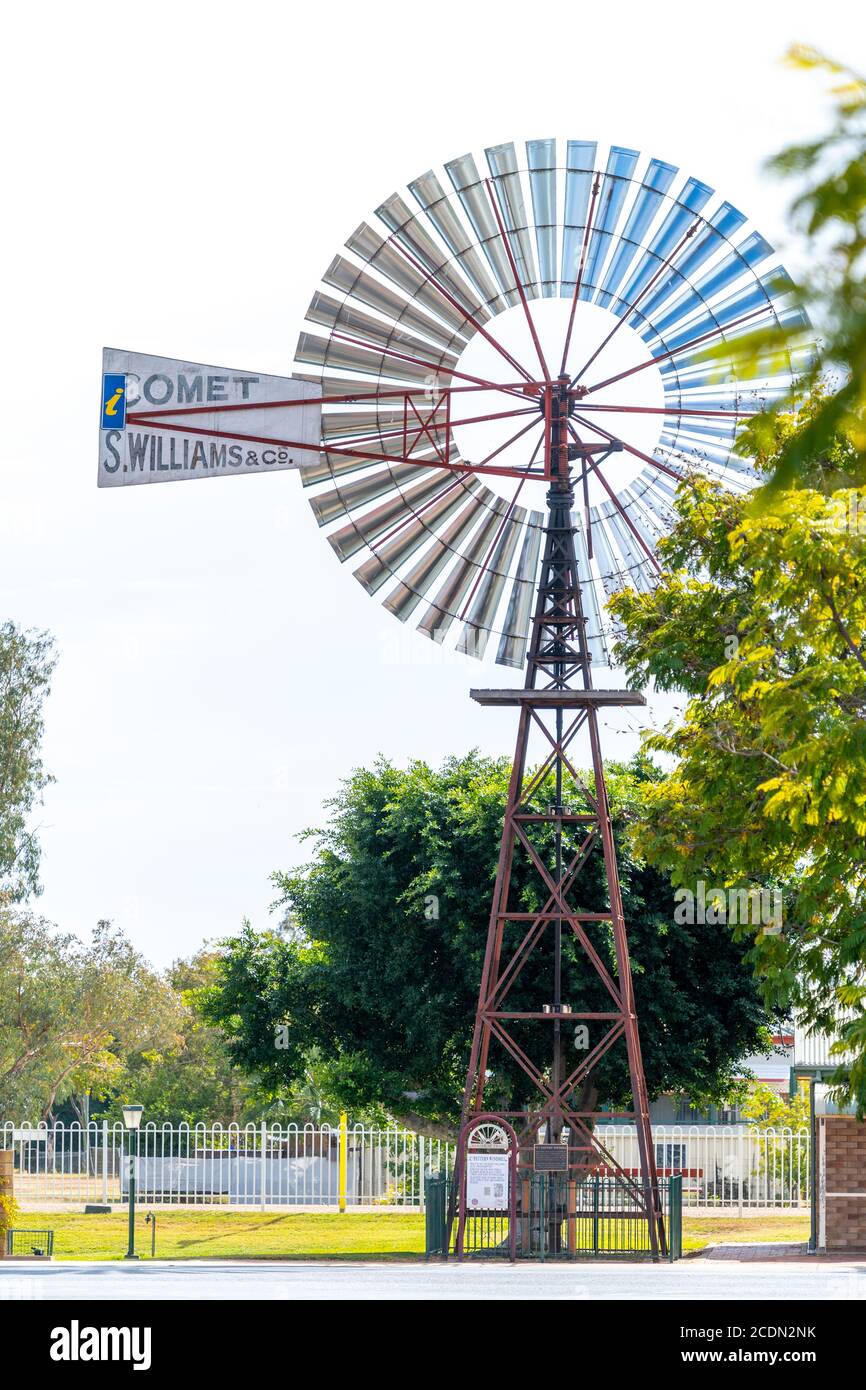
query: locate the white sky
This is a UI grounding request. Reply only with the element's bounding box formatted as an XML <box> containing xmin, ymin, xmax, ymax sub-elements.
<box><xmin>1</xmin><ymin>1</ymin><xmax>861</xmax><ymax>967</ymax></box>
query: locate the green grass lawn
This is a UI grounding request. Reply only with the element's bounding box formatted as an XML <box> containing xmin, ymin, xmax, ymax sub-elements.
<box><xmin>17</xmin><ymin>1211</ymin><xmax>427</xmax><ymax>1261</ymax></box>
<box><xmin>681</xmin><ymin>1213</ymin><xmax>809</xmax><ymax>1254</ymax></box>
<box><xmin>6</xmin><ymin>1210</ymin><xmax>810</xmax><ymax>1261</ymax></box>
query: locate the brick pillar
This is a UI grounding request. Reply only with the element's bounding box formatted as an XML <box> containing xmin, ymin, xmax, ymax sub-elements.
<box><xmin>0</xmin><ymin>1151</ymin><xmax>13</xmax><ymax>1259</ymax></box>
<box><xmin>819</xmin><ymin>1116</ymin><xmax>866</xmax><ymax>1251</ymax></box>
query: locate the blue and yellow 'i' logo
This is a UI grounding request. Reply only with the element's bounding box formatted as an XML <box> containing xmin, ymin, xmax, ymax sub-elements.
<box><xmin>101</xmin><ymin>373</ymin><xmax>127</xmax><ymax>429</ymax></box>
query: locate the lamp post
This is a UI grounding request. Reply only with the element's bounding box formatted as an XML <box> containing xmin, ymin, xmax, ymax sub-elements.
<box><xmin>122</xmin><ymin>1104</ymin><xmax>143</xmax><ymax>1259</ymax></box>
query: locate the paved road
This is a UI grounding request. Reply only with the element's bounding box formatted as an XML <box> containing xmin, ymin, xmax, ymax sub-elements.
<box><xmin>1</xmin><ymin>1259</ymin><xmax>865</xmax><ymax>1300</ymax></box>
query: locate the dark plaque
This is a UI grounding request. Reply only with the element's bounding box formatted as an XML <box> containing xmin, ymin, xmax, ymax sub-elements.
<box><xmin>533</xmin><ymin>1143</ymin><xmax>569</xmax><ymax>1172</ymax></box>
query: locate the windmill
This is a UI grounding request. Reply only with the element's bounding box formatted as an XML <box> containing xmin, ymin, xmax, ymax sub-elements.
<box><xmin>99</xmin><ymin>138</ymin><xmax>804</xmax><ymax>1260</ymax></box>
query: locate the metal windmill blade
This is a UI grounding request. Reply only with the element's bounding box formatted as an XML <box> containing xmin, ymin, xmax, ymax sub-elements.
<box><xmin>294</xmin><ymin>139</ymin><xmax>808</xmax><ymax>669</ymax></box>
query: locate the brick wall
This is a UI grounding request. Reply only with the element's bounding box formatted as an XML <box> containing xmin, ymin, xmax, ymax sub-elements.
<box><xmin>822</xmin><ymin>1116</ymin><xmax>866</xmax><ymax>1251</ymax></box>
<box><xmin>0</xmin><ymin>1150</ymin><xmax>12</xmax><ymax>1200</ymax></box>
<box><xmin>0</xmin><ymin>1150</ymin><xmax>12</xmax><ymax>1259</ymax></box>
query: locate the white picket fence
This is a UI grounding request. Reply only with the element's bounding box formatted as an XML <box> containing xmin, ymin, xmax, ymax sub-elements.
<box><xmin>1</xmin><ymin>1121</ymin><xmax>453</xmax><ymax>1210</ymax></box>
<box><xmin>599</xmin><ymin>1124</ymin><xmax>811</xmax><ymax>1213</ymax></box>
<box><xmin>0</xmin><ymin>1120</ymin><xmax>810</xmax><ymax>1212</ymax></box>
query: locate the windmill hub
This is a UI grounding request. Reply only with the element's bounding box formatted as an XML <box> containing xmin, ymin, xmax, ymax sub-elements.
<box><xmin>451</xmin><ymin>296</ymin><xmax>666</xmax><ymax>506</ymax></box>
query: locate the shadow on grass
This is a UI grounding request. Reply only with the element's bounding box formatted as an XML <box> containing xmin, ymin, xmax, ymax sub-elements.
<box><xmin>161</xmin><ymin>1213</ymin><xmax>423</xmax><ymax>1259</ymax></box>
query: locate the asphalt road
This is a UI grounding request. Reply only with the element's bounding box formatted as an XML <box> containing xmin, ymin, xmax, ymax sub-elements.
<box><xmin>1</xmin><ymin>1258</ymin><xmax>865</xmax><ymax>1300</ymax></box>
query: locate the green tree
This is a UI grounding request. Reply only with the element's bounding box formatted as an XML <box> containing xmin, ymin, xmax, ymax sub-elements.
<box><xmin>0</xmin><ymin>911</ymin><xmax>182</xmax><ymax>1121</ymax></box>
<box><xmin>741</xmin><ymin>1083</ymin><xmax>809</xmax><ymax>1132</ymax></box>
<box><xmin>719</xmin><ymin>48</ymin><xmax>866</xmax><ymax>491</ymax></box>
<box><xmin>100</xmin><ymin>953</ymin><xmax>353</xmax><ymax>1128</ymax></box>
<box><xmin>102</xmin><ymin>951</ymin><xmax>252</xmax><ymax>1128</ymax></box>
<box><xmin>0</xmin><ymin>910</ymin><xmax>74</xmax><ymax>1117</ymax></box>
<box><xmin>609</xmin><ymin>464</ymin><xmax>866</xmax><ymax>1112</ymax></box>
<box><xmin>0</xmin><ymin>623</ymin><xmax>56</xmax><ymax>903</ymax></box>
<box><xmin>740</xmin><ymin>1084</ymin><xmax>811</xmax><ymax>1201</ymax></box>
<box><xmin>200</xmin><ymin>754</ymin><xmax>770</xmax><ymax>1137</ymax></box>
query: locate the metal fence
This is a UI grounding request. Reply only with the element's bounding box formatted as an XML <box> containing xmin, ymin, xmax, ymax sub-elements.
<box><xmin>0</xmin><ymin>1120</ymin><xmax>809</xmax><ymax>1212</ymax></box>
<box><xmin>425</xmin><ymin>1174</ymin><xmax>683</xmax><ymax>1261</ymax></box>
<box><xmin>596</xmin><ymin>1124</ymin><xmax>811</xmax><ymax>1211</ymax></box>
<box><xmin>0</xmin><ymin>1121</ymin><xmax>454</xmax><ymax>1210</ymax></box>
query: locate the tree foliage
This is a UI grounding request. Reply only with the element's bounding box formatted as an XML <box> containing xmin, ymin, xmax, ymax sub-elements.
<box><xmin>93</xmin><ymin>952</ymin><xmax>366</xmax><ymax>1129</ymax></box>
<box><xmin>0</xmin><ymin>912</ymin><xmax>183</xmax><ymax>1120</ymax></box>
<box><xmin>720</xmin><ymin>48</ymin><xmax>866</xmax><ymax>491</ymax></box>
<box><xmin>200</xmin><ymin>754</ymin><xmax>769</xmax><ymax>1136</ymax></box>
<box><xmin>740</xmin><ymin>1082</ymin><xmax>809</xmax><ymax>1132</ymax></box>
<box><xmin>101</xmin><ymin>951</ymin><xmax>339</xmax><ymax>1128</ymax></box>
<box><xmin>740</xmin><ymin>1083</ymin><xmax>810</xmax><ymax>1194</ymax></box>
<box><xmin>606</xmin><ymin>47</ymin><xmax>866</xmax><ymax>1112</ymax></box>
<box><xmin>610</xmin><ymin>464</ymin><xmax>866</xmax><ymax>1112</ymax></box>
<box><xmin>98</xmin><ymin>951</ymin><xmax>250</xmax><ymax>1128</ymax></box>
<box><xmin>0</xmin><ymin>622</ymin><xmax>56</xmax><ymax>903</ymax></box>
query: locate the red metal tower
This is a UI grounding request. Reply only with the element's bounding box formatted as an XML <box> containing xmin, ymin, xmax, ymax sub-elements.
<box><xmin>452</xmin><ymin>378</ymin><xmax>666</xmax><ymax>1259</ymax></box>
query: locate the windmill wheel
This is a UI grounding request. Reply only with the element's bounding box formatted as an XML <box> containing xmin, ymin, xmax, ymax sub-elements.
<box><xmin>295</xmin><ymin>139</ymin><xmax>806</xmax><ymax>668</ymax></box>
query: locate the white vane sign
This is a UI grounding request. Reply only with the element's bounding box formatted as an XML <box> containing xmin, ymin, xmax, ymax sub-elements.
<box><xmin>98</xmin><ymin>348</ymin><xmax>321</xmax><ymax>488</ymax></box>
<box><xmin>466</xmin><ymin>1151</ymin><xmax>510</xmax><ymax>1211</ymax></box>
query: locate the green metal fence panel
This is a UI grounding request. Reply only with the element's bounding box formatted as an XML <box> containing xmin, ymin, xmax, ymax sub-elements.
<box><xmin>450</xmin><ymin>1175</ymin><xmax>684</xmax><ymax>1261</ymax></box>
<box><xmin>668</xmin><ymin>1175</ymin><xmax>682</xmax><ymax>1262</ymax></box>
<box><xmin>424</xmin><ymin>1175</ymin><xmax>448</xmax><ymax>1256</ymax></box>
<box><xmin>6</xmin><ymin>1227</ymin><xmax>54</xmax><ymax>1257</ymax></box>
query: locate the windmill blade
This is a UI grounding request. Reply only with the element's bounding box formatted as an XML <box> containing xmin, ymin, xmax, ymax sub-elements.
<box><xmin>636</xmin><ymin>201</ymin><xmax>749</xmax><ymax>322</ymax></box>
<box><xmin>485</xmin><ymin>141</ymin><xmax>541</xmax><ymax>298</ymax></box>
<box><xmin>595</xmin><ymin>158</ymin><xmax>678</xmax><ymax>310</ymax></box>
<box><xmin>526</xmin><ymin>139</ymin><xmax>558</xmax><ymax>297</ymax></box>
<box><xmin>644</xmin><ymin>231</ymin><xmax>775</xmax><ymax>340</ymax></box>
<box><xmin>347</xmin><ymin>222</ymin><xmax>483</xmax><ymax>333</ymax></box>
<box><xmin>572</xmin><ymin>514</ymin><xmax>609</xmax><ymax>666</ymax></box>
<box><xmin>323</xmin><ymin>255</ymin><xmax>472</xmax><ymax>353</ymax></box>
<box><xmin>416</xmin><ymin>500</ymin><xmax>513</xmax><ymax>644</ymax></box>
<box><xmin>445</xmin><ymin>152</ymin><xmax>523</xmax><ymax>306</ymax></box>
<box><xmin>321</xmin><ymin>409</ymin><xmax>406</xmax><ymax>441</ymax></box>
<box><xmin>496</xmin><ymin>514</ymin><xmax>544</xmax><ymax>668</ymax></box>
<box><xmin>456</xmin><ymin>497</ymin><xmax>527</xmax><ymax>659</ymax></box>
<box><xmin>383</xmin><ymin>490</ymin><xmax>490</xmax><ymax>622</ymax></box>
<box><xmin>408</xmin><ymin>170</ymin><xmax>509</xmax><ymax>315</ymax></box>
<box><xmin>327</xmin><ymin>469</ymin><xmax>471</xmax><ymax>561</ymax></box>
<box><xmin>376</xmin><ymin>191</ymin><xmax>497</xmax><ymax>326</ymax></box>
<box><xmin>311</xmin><ymin>461</ymin><xmax>441</xmax><ymax>528</ymax></box>
<box><xmin>297</xmin><ymin>330</ymin><xmax>441</xmax><ymax>383</ymax></box>
<box><xmin>355</xmin><ymin>478</ymin><xmax>495</xmax><ymax>595</ymax></box>
<box><xmin>561</xmin><ymin>140</ymin><xmax>598</xmax><ymax>297</ymax></box>
<box><xmin>306</xmin><ymin>292</ymin><xmax>461</xmax><ymax>372</ymax></box>
<box><xmin>580</xmin><ymin>146</ymin><xmax>640</xmax><ymax>298</ymax></box>
<box><xmin>619</xmin><ymin>175</ymin><xmax>714</xmax><ymax>309</ymax></box>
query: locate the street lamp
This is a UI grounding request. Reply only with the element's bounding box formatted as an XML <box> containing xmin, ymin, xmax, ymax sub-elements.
<box><xmin>122</xmin><ymin>1105</ymin><xmax>143</xmax><ymax>1259</ymax></box>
